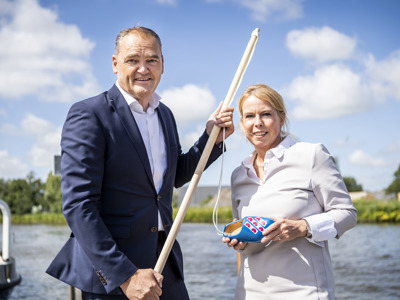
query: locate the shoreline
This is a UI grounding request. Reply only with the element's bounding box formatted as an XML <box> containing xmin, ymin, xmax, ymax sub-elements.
<box><xmin>4</xmin><ymin>199</ymin><xmax>400</xmax><ymax>225</ymax></box>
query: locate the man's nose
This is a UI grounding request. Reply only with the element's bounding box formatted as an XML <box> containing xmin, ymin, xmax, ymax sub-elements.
<box><xmin>137</xmin><ymin>63</ymin><xmax>148</xmax><ymax>73</ymax></box>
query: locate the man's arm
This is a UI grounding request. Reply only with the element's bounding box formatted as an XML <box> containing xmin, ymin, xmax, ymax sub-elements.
<box><xmin>61</xmin><ymin>101</ymin><xmax>136</xmax><ymax>292</ymax></box>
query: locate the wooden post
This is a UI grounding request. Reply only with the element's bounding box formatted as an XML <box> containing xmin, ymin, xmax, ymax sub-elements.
<box><xmin>68</xmin><ymin>286</ymin><xmax>81</xmax><ymax>300</ymax></box>
<box><xmin>154</xmin><ymin>28</ymin><xmax>260</xmax><ymax>274</ymax></box>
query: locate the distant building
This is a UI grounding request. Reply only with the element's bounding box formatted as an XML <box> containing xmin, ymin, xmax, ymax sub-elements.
<box><xmin>175</xmin><ymin>185</ymin><xmax>230</xmax><ymax>206</ymax></box>
<box><xmin>54</xmin><ymin>155</ymin><xmax>61</xmax><ymax>176</ymax></box>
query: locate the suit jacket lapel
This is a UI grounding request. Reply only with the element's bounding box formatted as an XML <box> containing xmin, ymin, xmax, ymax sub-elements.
<box><xmin>156</xmin><ymin>104</ymin><xmax>173</xmax><ymax>191</ymax></box>
<box><xmin>107</xmin><ymin>85</ymin><xmax>154</xmax><ymax>187</ymax></box>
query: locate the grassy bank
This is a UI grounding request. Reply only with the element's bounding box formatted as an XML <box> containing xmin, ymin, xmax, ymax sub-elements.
<box><xmin>3</xmin><ymin>199</ymin><xmax>400</xmax><ymax>225</ymax></box>
<box><xmin>174</xmin><ymin>199</ymin><xmax>400</xmax><ymax>224</ymax></box>
<box><xmin>354</xmin><ymin>198</ymin><xmax>400</xmax><ymax>223</ymax></box>
<box><xmin>9</xmin><ymin>213</ymin><xmax>68</xmax><ymax>225</ymax></box>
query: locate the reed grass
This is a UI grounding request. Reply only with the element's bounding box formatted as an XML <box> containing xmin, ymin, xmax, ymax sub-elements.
<box><xmin>173</xmin><ymin>206</ymin><xmax>233</xmax><ymax>223</ymax></box>
<box><xmin>8</xmin><ymin>213</ymin><xmax>68</xmax><ymax>225</ymax></box>
<box><xmin>2</xmin><ymin>199</ymin><xmax>399</xmax><ymax>224</ymax></box>
<box><xmin>353</xmin><ymin>198</ymin><xmax>400</xmax><ymax>223</ymax></box>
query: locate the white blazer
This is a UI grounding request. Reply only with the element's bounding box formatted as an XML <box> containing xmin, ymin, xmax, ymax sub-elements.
<box><xmin>231</xmin><ymin>136</ymin><xmax>357</xmax><ymax>300</ymax></box>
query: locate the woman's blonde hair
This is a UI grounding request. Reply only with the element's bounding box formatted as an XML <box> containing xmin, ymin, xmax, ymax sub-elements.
<box><xmin>238</xmin><ymin>84</ymin><xmax>289</xmax><ymax>136</ymax></box>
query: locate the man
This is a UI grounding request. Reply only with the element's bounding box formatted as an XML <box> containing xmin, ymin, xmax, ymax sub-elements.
<box><xmin>46</xmin><ymin>26</ymin><xmax>234</xmax><ymax>300</ymax></box>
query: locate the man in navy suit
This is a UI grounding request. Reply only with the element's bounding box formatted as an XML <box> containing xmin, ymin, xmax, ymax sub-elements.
<box><xmin>46</xmin><ymin>27</ymin><xmax>234</xmax><ymax>300</ymax></box>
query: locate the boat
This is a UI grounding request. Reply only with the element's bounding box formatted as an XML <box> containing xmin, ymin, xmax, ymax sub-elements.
<box><xmin>0</xmin><ymin>199</ymin><xmax>21</xmax><ymax>300</ymax></box>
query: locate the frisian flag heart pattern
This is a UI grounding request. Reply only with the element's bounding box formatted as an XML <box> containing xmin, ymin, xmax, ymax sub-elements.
<box><xmin>244</xmin><ymin>217</ymin><xmax>269</xmax><ymax>234</ymax></box>
<box><xmin>223</xmin><ymin>216</ymin><xmax>275</xmax><ymax>243</ymax></box>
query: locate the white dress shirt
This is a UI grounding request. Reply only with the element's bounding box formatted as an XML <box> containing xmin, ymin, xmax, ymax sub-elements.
<box><xmin>116</xmin><ymin>82</ymin><xmax>166</xmax><ymax>230</ymax></box>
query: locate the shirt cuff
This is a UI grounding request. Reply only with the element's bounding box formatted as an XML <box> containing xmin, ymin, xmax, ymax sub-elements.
<box><xmin>304</xmin><ymin>213</ymin><xmax>337</xmax><ymax>242</ymax></box>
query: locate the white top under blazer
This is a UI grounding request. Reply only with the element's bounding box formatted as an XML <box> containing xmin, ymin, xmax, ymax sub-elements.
<box><xmin>231</xmin><ymin>136</ymin><xmax>357</xmax><ymax>300</ymax></box>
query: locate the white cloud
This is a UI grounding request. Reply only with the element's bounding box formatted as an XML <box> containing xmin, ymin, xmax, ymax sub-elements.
<box><xmin>21</xmin><ymin>113</ymin><xmax>61</xmax><ymax>168</ymax></box>
<box><xmin>0</xmin><ymin>0</ymin><xmax>101</xmax><ymax>102</ymax></box>
<box><xmin>365</xmin><ymin>50</ymin><xmax>400</xmax><ymax>102</ymax></box>
<box><xmin>284</xmin><ymin>26</ymin><xmax>400</xmax><ymax>120</ymax></box>
<box><xmin>286</xmin><ymin>26</ymin><xmax>357</xmax><ymax>63</ymax></box>
<box><xmin>335</xmin><ymin>137</ymin><xmax>349</xmax><ymax>146</ymax></box>
<box><xmin>180</xmin><ymin>125</ymin><xmax>206</xmax><ymax>150</ymax></box>
<box><xmin>348</xmin><ymin>149</ymin><xmax>386</xmax><ymax>167</ymax></box>
<box><xmin>155</xmin><ymin>0</ymin><xmax>177</xmax><ymax>5</ymax></box>
<box><xmin>0</xmin><ymin>123</ymin><xmax>17</xmax><ymax>134</ymax></box>
<box><xmin>21</xmin><ymin>113</ymin><xmax>52</xmax><ymax>136</ymax></box>
<box><xmin>335</xmin><ymin>137</ymin><xmax>363</xmax><ymax>148</ymax></box>
<box><xmin>208</xmin><ymin>0</ymin><xmax>303</xmax><ymax>22</ymax></box>
<box><xmin>386</xmin><ymin>139</ymin><xmax>400</xmax><ymax>154</ymax></box>
<box><xmin>0</xmin><ymin>150</ymin><xmax>30</xmax><ymax>179</ymax></box>
<box><xmin>286</xmin><ymin>64</ymin><xmax>373</xmax><ymax>119</ymax></box>
<box><xmin>160</xmin><ymin>84</ymin><xmax>217</xmax><ymax>124</ymax></box>
<box><xmin>235</xmin><ymin>0</ymin><xmax>303</xmax><ymax>22</ymax></box>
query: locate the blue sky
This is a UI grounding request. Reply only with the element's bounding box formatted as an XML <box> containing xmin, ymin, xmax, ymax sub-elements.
<box><xmin>0</xmin><ymin>0</ymin><xmax>399</xmax><ymax>192</ymax></box>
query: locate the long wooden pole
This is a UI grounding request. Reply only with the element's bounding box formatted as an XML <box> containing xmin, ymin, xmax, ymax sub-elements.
<box><xmin>155</xmin><ymin>28</ymin><xmax>260</xmax><ymax>274</ymax></box>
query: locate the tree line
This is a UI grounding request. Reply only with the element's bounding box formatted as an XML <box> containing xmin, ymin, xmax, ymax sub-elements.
<box><xmin>0</xmin><ymin>171</ymin><xmax>61</xmax><ymax>215</ymax></box>
<box><xmin>0</xmin><ymin>164</ymin><xmax>400</xmax><ymax>216</ymax></box>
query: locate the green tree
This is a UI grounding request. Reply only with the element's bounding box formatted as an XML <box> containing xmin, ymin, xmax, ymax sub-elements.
<box><xmin>0</xmin><ymin>178</ymin><xmax>9</xmax><ymax>201</ymax></box>
<box><xmin>3</xmin><ymin>172</ymin><xmax>45</xmax><ymax>215</ymax></box>
<box><xmin>26</xmin><ymin>171</ymin><xmax>45</xmax><ymax>208</ymax></box>
<box><xmin>6</xmin><ymin>179</ymin><xmax>33</xmax><ymax>214</ymax></box>
<box><xmin>386</xmin><ymin>164</ymin><xmax>400</xmax><ymax>196</ymax></box>
<box><xmin>343</xmin><ymin>177</ymin><xmax>363</xmax><ymax>192</ymax></box>
<box><xmin>44</xmin><ymin>172</ymin><xmax>62</xmax><ymax>213</ymax></box>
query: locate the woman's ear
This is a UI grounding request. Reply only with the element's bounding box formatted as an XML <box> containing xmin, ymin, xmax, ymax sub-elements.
<box><xmin>280</xmin><ymin>112</ymin><xmax>286</xmax><ymax>127</ymax></box>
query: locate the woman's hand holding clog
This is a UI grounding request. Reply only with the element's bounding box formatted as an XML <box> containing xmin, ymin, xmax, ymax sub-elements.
<box><xmin>260</xmin><ymin>217</ymin><xmax>308</xmax><ymax>243</ymax></box>
<box><xmin>222</xmin><ymin>237</ymin><xmax>248</xmax><ymax>251</ymax></box>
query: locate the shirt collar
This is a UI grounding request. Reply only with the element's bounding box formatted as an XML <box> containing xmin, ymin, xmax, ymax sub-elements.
<box><xmin>242</xmin><ymin>135</ymin><xmax>296</xmax><ymax>169</ymax></box>
<box><xmin>270</xmin><ymin>135</ymin><xmax>295</xmax><ymax>159</ymax></box>
<box><xmin>115</xmin><ymin>81</ymin><xmax>161</xmax><ymax>114</ymax></box>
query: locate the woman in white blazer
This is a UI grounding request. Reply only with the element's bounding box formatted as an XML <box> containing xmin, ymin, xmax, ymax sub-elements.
<box><xmin>223</xmin><ymin>84</ymin><xmax>357</xmax><ymax>300</ymax></box>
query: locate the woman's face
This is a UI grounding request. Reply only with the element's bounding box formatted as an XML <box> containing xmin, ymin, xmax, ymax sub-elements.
<box><xmin>241</xmin><ymin>95</ymin><xmax>283</xmax><ymax>153</ymax></box>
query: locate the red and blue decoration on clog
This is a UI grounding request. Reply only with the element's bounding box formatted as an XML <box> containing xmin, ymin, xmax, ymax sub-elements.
<box><xmin>223</xmin><ymin>216</ymin><xmax>274</xmax><ymax>243</ymax></box>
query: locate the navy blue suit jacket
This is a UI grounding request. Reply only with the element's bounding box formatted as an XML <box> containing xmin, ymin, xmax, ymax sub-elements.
<box><xmin>46</xmin><ymin>85</ymin><xmax>223</xmax><ymax>295</ymax></box>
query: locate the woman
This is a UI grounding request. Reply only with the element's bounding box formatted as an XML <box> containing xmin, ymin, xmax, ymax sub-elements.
<box><xmin>223</xmin><ymin>84</ymin><xmax>357</xmax><ymax>300</ymax></box>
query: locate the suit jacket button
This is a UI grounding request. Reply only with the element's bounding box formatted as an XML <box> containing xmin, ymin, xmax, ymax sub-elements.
<box><xmin>157</xmin><ymin>195</ymin><xmax>161</xmax><ymax>201</ymax></box>
<box><xmin>150</xmin><ymin>227</ymin><xmax>157</xmax><ymax>233</ymax></box>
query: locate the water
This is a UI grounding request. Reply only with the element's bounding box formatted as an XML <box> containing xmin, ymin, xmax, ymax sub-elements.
<box><xmin>3</xmin><ymin>223</ymin><xmax>400</xmax><ymax>300</ymax></box>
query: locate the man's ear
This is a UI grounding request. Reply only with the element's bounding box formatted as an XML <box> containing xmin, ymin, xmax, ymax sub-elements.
<box><xmin>112</xmin><ymin>55</ymin><xmax>118</xmax><ymax>74</ymax></box>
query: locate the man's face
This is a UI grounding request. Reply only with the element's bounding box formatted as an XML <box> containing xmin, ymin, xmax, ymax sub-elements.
<box><xmin>112</xmin><ymin>33</ymin><xmax>164</xmax><ymax>108</ymax></box>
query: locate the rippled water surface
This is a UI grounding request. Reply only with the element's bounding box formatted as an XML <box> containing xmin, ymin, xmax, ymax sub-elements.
<box><xmin>3</xmin><ymin>223</ymin><xmax>400</xmax><ymax>299</ymax></box>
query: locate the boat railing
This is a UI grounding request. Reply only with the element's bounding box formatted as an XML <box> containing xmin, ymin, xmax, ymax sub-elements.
<box><xmin>0</xmin><ymin>198</ymin><xmax>21</xmax><ymax>299</ymax></box>
<box><xmin>0</xmin><ymin>199</ymin><xmax>11</xmax><ymax>261</ymax></box>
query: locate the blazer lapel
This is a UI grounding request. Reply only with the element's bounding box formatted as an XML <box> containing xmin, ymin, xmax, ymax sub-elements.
<box><xmin>107</xmin><ymin>85</ymin><xmax>154</xmax><ymax>186</ymax></box>
<box><xmin>156</xmin><ymin>104</ymin><xmax>173</xmax><ymax>190</ymax></box>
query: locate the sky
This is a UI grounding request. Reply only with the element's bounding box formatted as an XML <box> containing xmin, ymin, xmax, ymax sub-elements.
<box><xmin>0</xmin><ymin>0</ymin><xmax>399</xmax><ymax>192</ymax></box>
